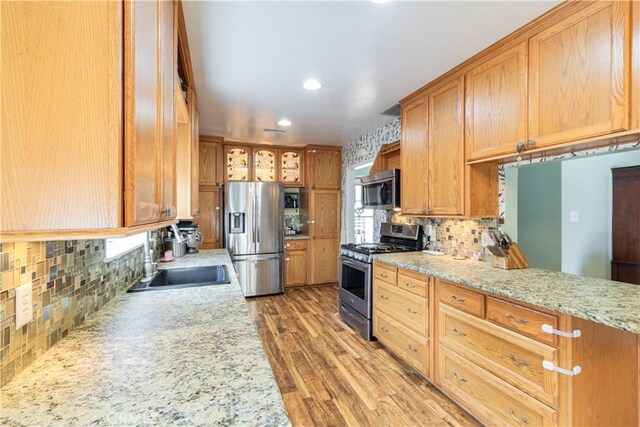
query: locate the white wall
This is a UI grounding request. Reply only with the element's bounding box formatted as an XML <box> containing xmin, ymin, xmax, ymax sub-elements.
<box><xmin>561</xmin><ymin>149</ymin><xmax>640</xmax><ymax>279</ymax></box>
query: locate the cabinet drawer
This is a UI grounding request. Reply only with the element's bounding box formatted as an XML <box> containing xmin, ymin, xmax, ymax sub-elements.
<box><xmin>438</xmin><ymin>280</ymin><xmax>484</xmax><ymax>317</ymax></box>
<box><xmin>439</xmin><ymin>304</ymin><xmax>557</xmax><ymax>407</ymax></box>
<box><xmin>486</xmin><ymin>297</ymin><xmax>558</xmax><ymax>345</ymax></box>
<box><xmin>284</xmin><ymin>240</ymin><xmax>307</xmax><ymax>251</ymax></box>
<box><xmin>374</xmin><ymin>310</ymin><xmax>428</xmax><ymax>375</ymax></box>
<box><xmin>373</xmin><ymin>263</ymin><xmax>397</xmax><ymax>285</ymax></box>
<box><xmin>437</xmin><ymin>346</ymin><xmax>557</xmax><ymax>427</ymax></box>
<box><xmin>374</xmin><ymin>280</ymin><xmax>428</xmax><ymax>337</ymax></box>
<box><xmin>397</xmin><ymin>268</ymin><xmax>430</xmax><ymax>298</ymax></box>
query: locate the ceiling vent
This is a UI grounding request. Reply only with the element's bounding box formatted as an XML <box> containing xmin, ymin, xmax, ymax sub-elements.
<box><xmin>263</xmin><ymin>128</ymin><xmax>286</xmax><ymax>133</ymax></box>
<box><xmin>380</xmin><ymin>102</ymin><xmax>401</xmax><ymax>117</ymax></box>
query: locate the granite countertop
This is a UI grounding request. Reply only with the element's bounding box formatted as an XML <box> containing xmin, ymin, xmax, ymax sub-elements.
<box><xmin>284</xmin><ymin>234</ymin><xmax>309</xmax><ymax>240</ymax></box>
<box><xmin>371</xmin><ymin>252</ymin><xmax>640</xmax><ymax>335</ymax></box>
<box><xmin>1</xmin><ymin>249</ymin><xmax>290</xmax><ymax>427</ymax></box>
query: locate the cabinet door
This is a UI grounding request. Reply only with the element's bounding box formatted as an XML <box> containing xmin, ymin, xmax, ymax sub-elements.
<box><xmin>428</xmin><ymin>77</ymin><xmax>464</xmax><ymax>216</ymax></box>
<box><xmin>160</xmin><ymin>0</ymin><xmax>177</xmax><ymax>219</ymax></box>
<box><xmin>254</xmin><ymin>148</ymin><xmax>278</xmax><ymax>182</ymax></box>
<box><xmin>465</xmin><ymin>42</ymin><xmax>527</xmax><ymax>160</ymax></box>
<box><xmin>279</xmin><ymin>149</ymin><xmax>304</xmax><ymax>186</ymax></box>
<box><xmin>309</xmin><ymin>238</ymin><xmax>339</xmax><ymax>284</ymax></box>
<box><xmin>528</xmin><ymin>1</ymin><xmax>631</xmax><ymax>148</ymax></box>
<box><xmin>308</xmin><ymin>149</ymin><xmax>341</xmax><ymax>189</ymax></box>
<box><xmin>400</xmin><ymin>97</ymin><xmax>428</xmax><ymax>215</ymax></box>
<box><xmin>309</xmin><ymin>190</ymin><xmax>341</xmax><ymax>239</ymax></box>
<box><xmin>199</xmin><ymin>139</ymin><xmax>222</xmax><ymax>186</ymax></box>
<box><xmin>1</xmin><ymin>2</ymin><xmax>122</xmax><ymax>231</ymax></box>
<box><xmin>225</xmin><ymin>146</ymin><xmax>251</xmax><ymax>181</ymax></box>
<box><xmin>196</xmin><ymin>186</ymin><xmax>222</xmax><ymax>249</ymax></box>
<box><xmin>124</xmin><ymin>0</ymin><xmax>163</xmax><ymax>226</ymax></box>
<box><xmin>285</xmin><ymin>250</ymin><xmax>307</xmax><ymax>286</ymax></box>
<box><xmin>190</xmin><ymin>94</ymin><xmax>199</xmax><ymax>216</ymax></box>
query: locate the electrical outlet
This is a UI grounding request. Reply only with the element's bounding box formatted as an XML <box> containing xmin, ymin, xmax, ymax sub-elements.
<box><xmin>569</xmin><ymin>211</ymin><xmax>579</xmax><ymax>223</ymax></box>
<box><xmin>481</xmin><ymin>232</ymin><xmax>491</xmax><ymax>248</ymax></box>
<box><xmin>15</xmin><ymin>281</ymin><xmax>33</xmax><ymax>329</ymax></box>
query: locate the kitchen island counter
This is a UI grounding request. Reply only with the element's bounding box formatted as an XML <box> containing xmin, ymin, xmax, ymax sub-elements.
<box><xmin>0</xmin><ymin>249</ymin><xmax>290</xmax><ymax>427</ymax></box>
<box><xmin>372</xmin><ymin>252</ymin><xmax>640</xmax><ymax>335</ymax></box>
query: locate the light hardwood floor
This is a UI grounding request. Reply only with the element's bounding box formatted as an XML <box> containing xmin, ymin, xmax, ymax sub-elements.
<box><xmin>246</xmin><ymin>286</ymin><xmax>480</xmax><ymax>427</ymax></box>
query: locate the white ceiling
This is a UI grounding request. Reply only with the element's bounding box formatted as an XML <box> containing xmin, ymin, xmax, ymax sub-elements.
<box><xmin>183</xmin><ymin>1</ymin><xmax>560</xmax><ymax>147</ymax></box>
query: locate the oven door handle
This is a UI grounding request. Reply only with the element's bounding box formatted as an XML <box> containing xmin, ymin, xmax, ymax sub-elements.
<box><xmin>340</xmin><ymin>256</ymin><xmax>369</xmax><ymax>271</ymax></box>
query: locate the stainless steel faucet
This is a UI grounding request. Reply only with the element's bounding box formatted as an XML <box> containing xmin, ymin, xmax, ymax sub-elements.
<box><xmin>141</xmin><ymin>231</ymin><xmax>158</xmax><ymax>283</ymax></box>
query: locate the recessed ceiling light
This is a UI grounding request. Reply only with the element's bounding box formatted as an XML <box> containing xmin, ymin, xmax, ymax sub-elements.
<box><xmin>303</xmin><ymin>79</ymin><xmax>322</xmax><ymax>91</ymax></box>
<box><xmin>278</xmin><ymin>119</ymin><xmax>292</xmax><ymax>127</ymax></box>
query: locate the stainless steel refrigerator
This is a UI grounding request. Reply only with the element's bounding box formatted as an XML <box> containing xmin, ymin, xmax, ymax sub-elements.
<box><xmin>225</xmin><ymin>182</ymin><xmax>285</xmax><ymax>297</ymax></box>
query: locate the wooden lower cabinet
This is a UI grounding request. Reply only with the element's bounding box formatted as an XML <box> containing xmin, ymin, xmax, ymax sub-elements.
<box><xmin>195</xmin><ymin>186</ymin><xmax>221</xmax><ymax>249</ymax></box>
<box><xmin>372</xmin><ymin>261</ymin><xmax>639</xmax><ymax>427</ymax></box>
<box><xmin>308</xmin><ymin>238</ymin><xmax>339</xmax><ymax>285</ymax></box>
<box><xmin>284</xmin><ymin>240</ymin><xmax>308</xmax><ymax>287</ymax></box>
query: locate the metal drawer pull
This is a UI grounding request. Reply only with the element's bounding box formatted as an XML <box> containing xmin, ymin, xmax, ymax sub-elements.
<box><xmin>407</xmin><ymin>308</ymin><xmax>418</xmax><ymax>314</ymax></box>
<box><xmin>508</xmin><ymin>354</ymin><xmax>530</xmax><ymax>367</ymax></box>
<box><xmin>380</xmin><ymin>295</ymin><xmax>389</xmax><ymax>300</ymax></box>
<box><xmin>407</xmin><ymin>344</ymin><xmax>419</xmax><ymax>353</ymax></box>
<box><xmin>509</xmin><ymin>408</ymin><xmax>529</xmax><ymax>424</ymax></box>
<box><xmin>506</xmin><ymin>313</ymin><xmax>529</xmax><ymax>324</ymax></box>
<box><xmin>541</xmin><ymin>324</ymin><xmax>581</xmax><ymax>338</ymax></box>
<box><xmin>451</xmin><ymin>295</ymin><xmax>466</xmax><ymax>303</ymax></box>
<box><xmin>542</xmin><ymin>360</ymin><xmax>581</xmax><ymax>376</ymax></box>
<box><xmin>452</xmin><ymin>372</ymin><xmax>467</xmax><ymax>383</ymax></box>
<box><xmin>380</xmin><ymin>326</ymin><xmax>390</xmax><ymax>333</ymax></box>
<box><xmin>381</xmin><ymin>273</ymin><xmax>388</xmax><ymax>278</ymax></box>
<box><xmin>405</xmin><ymin>283</ymin><xmax>416</xmax><ymax>288</ymax></box>
<box><xmin>451</xmin><ymin>327</ymin><xmax>467</xmax><ymax>337</ymax></box>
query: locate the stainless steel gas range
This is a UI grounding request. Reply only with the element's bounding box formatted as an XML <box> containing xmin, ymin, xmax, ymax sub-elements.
<box><xmin>339</xmin><ymin>223</ymin><xmax>423</xmax><ymax>340</ymax></box>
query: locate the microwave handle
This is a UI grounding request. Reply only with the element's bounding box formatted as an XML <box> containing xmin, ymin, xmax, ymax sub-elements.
<box><xmin>379</xmin><ymin>182</ymin><xmax>388</xmax><ymax>205</ymax></box>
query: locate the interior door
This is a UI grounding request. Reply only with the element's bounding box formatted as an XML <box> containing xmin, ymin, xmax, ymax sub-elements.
<box><xmin>254</xmin><ymin>182</ymin><xmax>284</xmax><ymax>254</ymax></box>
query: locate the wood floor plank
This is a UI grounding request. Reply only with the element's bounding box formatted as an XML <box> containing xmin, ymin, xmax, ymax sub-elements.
<box><xmin>248</xmin><ymin>286</ymin><xmax>480</xmax><ymax>427</ymax></box>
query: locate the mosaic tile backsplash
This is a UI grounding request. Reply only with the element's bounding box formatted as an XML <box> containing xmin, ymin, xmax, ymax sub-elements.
<box><xmin>0</xmin><ymin>240</ymin><xmax>144</xmax><ymax>385</ymax></box>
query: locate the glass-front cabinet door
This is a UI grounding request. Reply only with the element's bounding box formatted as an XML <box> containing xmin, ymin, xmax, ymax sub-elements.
<box><xmin>279</xmin><ymin>149</ymin><xmax>303</xmax><ymax>186</ymax></box>
<box><xmin>225</xmin><ymin>146</ymin><xmax>250</xmax><ymax>181</ymax></box>
<box><xmin>254</xmin><ymin>149</ymin><xmax>277</xmax><ymax>182</ymax></box>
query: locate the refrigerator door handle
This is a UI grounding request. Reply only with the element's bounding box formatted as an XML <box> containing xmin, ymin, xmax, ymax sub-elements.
<box><xmin>255</xmin><ymin>189</ymin><xmax>260</xmax><ymax>244</ymax></box>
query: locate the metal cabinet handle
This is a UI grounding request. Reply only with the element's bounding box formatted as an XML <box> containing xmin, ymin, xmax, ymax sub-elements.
<box><xmin>381</xmin><ymin>273</ymin><xmax>388</xmax><ymax>278</ymax></box>
<box><xmin>405</xmin><ymin>283</ymin><xmax>416</xmax><ymax>288</ymax></box>
<box><xmin>286</xmin><ymin>244</ymin><xmax>290</xmax><ymax>248</ymax></box>
<box><xmin>380</xmin><ymin>326</ymin><xmax>389</xmax><ymax>333</ymax></box>
<box><xmin>407</xmin><ymin>344</ymin><xmax>419</xmax><ymax>353</ymax></box>
<box><xmin>516</xmin><ymin>141</ymin><xmax>525</xmax><ymax>152</ymax></box>
<box><xmin>380</xmin><ymin>295</ymin><xmax>389</xmax><ymax>300</ymax></box>
<box><xmin>451</xmin><ymin>327</ymin><xmax>467</xmax><ymax>337</ymax></box>
<box><xmin>285</xmin><ymin>258</ymin><xmax>290</xmax><ymax>262</ymax></box>
<box><xmin>451</xmin><ymin>295</ymin><xmax>466</xmax><ymax>303</ymax></box>
<box><xmin>527</xmin><ymin>139</ymin><xmax>536</xmax><ymax>149</ymax></box>
<box><xmin>453</xmin><ymin>372</ymin><xmax>467</xmax><ymax>383</ymax></box>
<box><xmin>407</xmin><ymin>308</ymin><xmax>418</xmax><ymax>314</ymax></box>
<box><xmin>506</xmin><ymin>313</ymin><xmax>529</xmax><ymax>324</ymax></box>
<box><xmin>508</xmin><ymin>354</ymin><xmax>530</xmax><ymax>367</ymax></box>
<box><xmin>307</xmin><ymin>220</ymin><xmax>315</xmax><ymax>224</ymax></box>
<box><xmin>509</xmin><ymin>408</ymin><xmax>529</xmax><ymax>424</ymax></box>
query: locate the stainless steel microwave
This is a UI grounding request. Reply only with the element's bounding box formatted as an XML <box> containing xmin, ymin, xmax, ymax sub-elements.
<box><xmin>360</xmin><ymin>169</ymin><xmax>400</xmax><ymax>210</ymax></box>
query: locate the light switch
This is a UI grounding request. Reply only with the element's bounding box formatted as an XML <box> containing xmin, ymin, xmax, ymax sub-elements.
<box><xmin>15</xmin><ymin>281</ymin><xmax>33</xmax><ymax>329</ymax></box>
<box><xmin>569</xmin><ymin>211</ymin><xmax>579</xmax><ymax>223</ymax></box>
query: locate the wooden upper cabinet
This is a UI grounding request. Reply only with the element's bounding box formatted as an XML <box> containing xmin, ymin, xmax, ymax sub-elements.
<box><xmin>428</xmin><ymin>77</ymin><xmax>465</xmax><ymax>216</ymax></box>
<box><xmin>199</xmin><ymin>137</ymin><xmax>223</xmax><ymax>186</ymax></box>
<box><xmin>307</xmin><ymin>149</ymin><xmax>342</xmax><ymax>189</ymax></box>
<box><xmin>160</xmin><ymin>0</ymin><xmax>177</xmax><ymax>220</ymax></box>
<box><xmin>632</xmin><ymin>1</ymin><xmax>640</xmax><ymax>130</ymax></box>
<box><xmin>1</xmin><ymin>1</ymin><xmax>123</xmax><ymax>232</ymax></box>
<box><xmin>400</xmin><ymin>97</ymin><xmax>428</xmax><ymax>215</ymax></box>
<box><xmin>465</xmin><ymin>42</ymin><xmax>528</xmax><ymax>161</ymax></box>
<box><xmin>528</xmin><ymin>1</ymin><xmax>631</xmax><ymax>148</ymax></box>
<box><xmin>190</xmin><ymin>95</ymin><xmax>200</xmax><ymax>216</ymax></box>
<box><xmin>196</xmin><ymin>186</ymin><xmax>222</xmax><ymax>249</ymax></box>
<box><xmin>225</xmin><ymin>146</ymin><xmax>251</xmax><ymax>182</ymax></box>
<box><xmin>279</xmin><ymin>149</ymin><xmax>304</xmax><ymax>186</ymax></box>
<box><xmin>124</xmin><ymin>0</ymin><xmax>164</xmax><ymax>226</ymax></box>
<box><xmin>254</xmin><ymin>148</ymin><xmax>278</xmax><ymax>182</ymax></box>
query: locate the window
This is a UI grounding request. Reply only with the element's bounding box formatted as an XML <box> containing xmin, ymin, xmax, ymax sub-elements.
<box><xmin>105</xmin><ymin>232</ymin><xmax>147</xmax><ymax>261</ymax></box>
<box><xmin>354</xmin><ymin>181</ymin><xmax>374</xmax><ymax>243</ymax></box>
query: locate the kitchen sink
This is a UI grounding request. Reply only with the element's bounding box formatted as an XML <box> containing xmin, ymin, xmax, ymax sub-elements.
<box><xmin>128</xmin><ymin>265</ymin><xmax>230</xmax><ymax>292</ymax></box>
